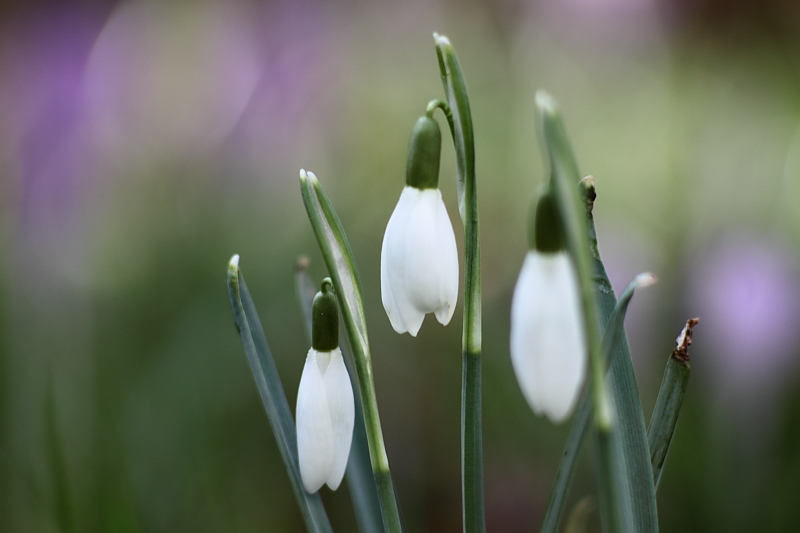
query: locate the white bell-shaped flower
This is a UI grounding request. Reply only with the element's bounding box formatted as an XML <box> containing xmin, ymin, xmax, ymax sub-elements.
<box><xmin>381</xmin><ymin>186</ymin><xmax>459</xmax><ymax>336</ymax></box>
<box><xmin>296</xmin><ymin>346</ymin><xmax>355</xmax><ymax>492</ymax></box>
<box><xmin>380</xmin><ymin>114</ymin><xmax>459</xmax><ymax>336</ymax></box>
<box><xmin>296</xmin><ymin>279</ymin><xmax>355</xmax><ymax>493</ymax></box>
<box><xmin>510</xmin><ymin>251</ymin><xmax>586</xmax><ymax>422</ymax></box>
<box><xmin>509</xmin><ymin>191</ymin><xmax>586</xmax><ymax>423</ymax></box>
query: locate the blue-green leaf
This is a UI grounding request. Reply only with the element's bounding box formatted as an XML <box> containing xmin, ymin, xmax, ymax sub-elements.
<box><xmin>226</xmin><ymin>255</ymin><xmax>333</xmax><ymax>533</ymax></box>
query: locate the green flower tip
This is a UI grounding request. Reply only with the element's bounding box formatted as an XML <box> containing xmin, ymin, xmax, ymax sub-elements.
<box><xmin>405</xmin><ymin>115</ymin><xmax>442</xmax><ymax>189</ymax></box>
<box><xmin>530</xmin><ymin>190</ymin><xmax>564</xmax><ymax>253</ymax></box>
<box><xmin>312</xmin><ymin>278</ymin><xmax>339</xmax><ymax>351</ymax></box>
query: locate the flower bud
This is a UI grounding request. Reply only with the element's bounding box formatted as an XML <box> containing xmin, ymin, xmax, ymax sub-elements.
<box><xmin>405</xmin><ymin>115</ymin><xmax>442</xmax><ymax>189</ymax></box>
<box><xmin>312</xmin><ymin>278</ymin><xmax>338</xmax><ymax>351</ymax></box>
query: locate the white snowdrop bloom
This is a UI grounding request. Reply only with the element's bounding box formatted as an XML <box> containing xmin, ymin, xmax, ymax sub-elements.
<box><xmin>381</xmin><ymin>113</ymin><xmax>459</xmax><ymax>336</ymax></box>
<box><xmin>296</xmin><ymin>346</ymin><xmax>355</xmax><ymax>493</ymax></box>
<box><xmin>510</xmin><ymin>189</ymin><xmax>587</xmax><ymax>423</ymax></box>
<box><xmin>296</xmin><ymin>279</ymin><xmax>354</xmax><ymax>493</ymax></box>
<box><xmin>381</xmin><ymin>186</ymin><xmax>459</xmax><ymax>336</ymax></box>
<box><xmin>510</xmin><ymin>250</ymin><xmax>587</xmax><ymax>423</ymax></box>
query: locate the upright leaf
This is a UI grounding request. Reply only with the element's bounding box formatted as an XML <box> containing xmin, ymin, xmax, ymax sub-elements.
<box><xmin>536</xmin><ymin>93</ymin><xmax>658</xmax><ymax>533</ymax></box>
<box><xmin>648</xmin><ymin>318</ymin><xmax>698</xmax><ymax>489</ymax></box>
<box><xmin>540</xmin><ymin>273</ymin><xmax>657</xmax><ymax>533</ymax></box>
<box><xmin>434</xmin><ymin>34</ymin><xmax>485</xmax><ymax>533</ymax></box>
<box><xmin>226</xmin><ymin>256</ymin><xmax>333</xmax><ymax>533</ymax></box>
<box><xmin>300</xmin><ymin>170</ymin><xmax>402</xmax><ymax>533</ymax></box>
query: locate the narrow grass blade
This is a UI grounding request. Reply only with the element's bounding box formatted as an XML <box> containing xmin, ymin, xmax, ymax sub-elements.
<box><xmin>539</xmin><ymin>273</ymin><xmax>657</xmax><ymax>533</ymax></box>
<box><xmin>582</xmin><ymin>177</ymin><xmax>659</xmax><ymax>533</ymax></box>
<box><xmin>300</xmin><ymin>170</ymin><xmax>402</xmax><ymax>533</ymax></box>
<box><xmin>434</xmin><ymin>33</ymin><xmax>484</xmax><ymax>533</ymax></box>
<box><xmin>293</xmin><ymin>262</ymin><xmax>384</xmax><ymax>533</ymax></box>
<box><xmin>536</xmin><ymin>94</ymin><xmax>658</xmax><ymax>533</ymax></box>
<box><xmin>226</xmin><ymin>256</ymin><xmax>333</xmax><ymax>533</ymax></box>
<box><xmin>648</xmin><ymin>318</ymin><xmax>698</xmax><ymax>490</ymax></box>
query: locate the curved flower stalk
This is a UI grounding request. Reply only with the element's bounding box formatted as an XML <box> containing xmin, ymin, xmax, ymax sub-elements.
<box><xmin>381</xmin><ymin>114</ymin><xmax>459</xmax><ymax>336</ymax></box>
<box><xmin>296</xmin><ymin>278</ymin><xmax>355</xmax><ymax>493</ymax></box>
<box><xmin>510</xmin><ymin>191</ymin><xmax>586</xmax><ymax>423</ymax></box>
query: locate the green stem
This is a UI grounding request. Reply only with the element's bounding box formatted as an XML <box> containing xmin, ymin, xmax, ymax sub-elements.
<box><xmin>300</xmin><ymin>172</ymin><xmax>402</xmax><ymax>533</ymax></box>
<box><xmin>648</xmin><ymin>318</ymin><xmax>697</xmax><ymax>490</ymax></box>
<box><xmin>434</xmin><ymin>33</ymin><xmax>484</xmax><ymax>533</ymax></box>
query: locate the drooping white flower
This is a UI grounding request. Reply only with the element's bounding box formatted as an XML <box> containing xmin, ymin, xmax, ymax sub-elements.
<box><xmin>296</xmin><ymin>346</ymin><xmax>355</xmax><ymax>492</ymax></box>
<box><xmin>296</xmin><ymin>278</ymin><xmax>354</xmax><ymax>493</ymax></box>
<box><xmin>510</xmin><ymin>250</ymin><xmax>587</xmax><ymax>422</ymax></box>
<box><xmin>381</xmin><ymin>186</ymin><xmax>459</xmax><ymax>336</ymax></box>
<box><xmin>509</xmin><ymin>187</ymin><xmax>588</xmax><ymax>423</ymax></box>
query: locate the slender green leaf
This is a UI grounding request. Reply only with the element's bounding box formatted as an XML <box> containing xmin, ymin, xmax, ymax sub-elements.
<box><xmin>582</xmin><ymin>178</ymin><xmax>659</xmax><ymax>533</ymax></box>
<box><xmin>539</xmin><ymin>273</ymin><xmax>657</xmax><ymax>533</ymax></box>
<box><xmin>434</xmin><ymin>33</ymin><xmax>485</xmax><ymax>533</ymax></box>
<box><xmin>294</xmin><ymin>262</ymin><xmax>384</xmax><ymax>533</ymax></box>
<box><xmin>299</xmin><ymin>170</ymin><xmax>402</xmax><ymax>533</ymax></box>
<box><xmin>648</xmin><ymin>318</ymin><xmax>697</xmax><ymax>490</ymax></box>
<box><xmin>226</xmin><ymin>255</ymin><xmax>333</xmax><ymax>533</ymax></box>
<box><xmin>536</xmin><ymin>94</ymin><xmax>658</xmax><ymax>533</ymax></box>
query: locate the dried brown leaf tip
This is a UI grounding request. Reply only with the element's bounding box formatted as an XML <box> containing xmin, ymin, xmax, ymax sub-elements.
<box><xmin>672</xmin><ymin>318</ymin><xmax>700</xmax><ymax>363</ymax></box>
<box><xmin>580</xmin><ymin>175</ymin><xmax>596</xmax><ymax>214</ymax></box>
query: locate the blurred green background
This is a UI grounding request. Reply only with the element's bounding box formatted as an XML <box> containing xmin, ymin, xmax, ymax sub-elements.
<box><xmin>2</xmin><ymin>0</ymin><xmax>800</xmax><ymax>531</ymax></box>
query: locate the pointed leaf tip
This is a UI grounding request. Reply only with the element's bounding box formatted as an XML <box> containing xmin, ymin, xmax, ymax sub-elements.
<box><xmin>433</xmin><ymin>32</ymin><xmax>450</xmax><ymax>47</ymax></box>
<box><xmin>228</xmin><ymin>255</ymin><xmax>240</xmax><ymax>280</ymax></box>
<box><xmin>634</xmin><ymin>272</ymin><xmax>657</xmax><ymax>289</ymax></box>
<box><xmin>535</xmin><ymin>90</ymin><xmax>558</xmax><ymax>114</ymax></box>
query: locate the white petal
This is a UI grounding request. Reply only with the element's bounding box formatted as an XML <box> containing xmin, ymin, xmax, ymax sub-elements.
<box><xmin>321</xmin><ymin>348</ymin><xmax>355</xmax><ymax>489</ymax></box>
<box><xmin>432</xmin><ymin>191</ymin><xmax>459</xmax><ymax>326</ymax></box>
<box><xmin>296</xmin><ymin>349</ymin><xmax>334</xmax><ymax>493</ymax></box>
<box><xmin>380</xmin><ymin>187</ymin><xmax>459</xmax><ymax>336</ymax></box>
<box><xmin>510</xmin><ymin>251</ymin><xmax>587</xmax><ymax>422</ymax></box>
<box><xmin>381</xmin><ymin>214</ymin><xmax>409</xmax><ymax>335</ymax></box>
<box><xmin>381</xmin><ymin>188</ymin><xmax>423</xmax><ymax>334</ymax></box>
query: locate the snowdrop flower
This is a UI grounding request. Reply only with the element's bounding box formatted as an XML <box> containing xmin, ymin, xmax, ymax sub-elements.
<box><xmin>510</xmin><ymin>191</ymin><xmax>586</xmax><ymax>422</ymax></box>
<box><xmin>381</xmin><ymin>114</ymin><xmax>459</xmax><ymax>336</ymax></box>
<box><xmin>296</xmin><ymin>279</ymin><xmax>355</xmax><ymax>493</ymax></box>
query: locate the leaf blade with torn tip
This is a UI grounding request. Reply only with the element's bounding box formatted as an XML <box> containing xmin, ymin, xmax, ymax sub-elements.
<box><xmin>648</xmin><ymin>318</ymin><xmax>699</xmax><ymax>489</ymax></box>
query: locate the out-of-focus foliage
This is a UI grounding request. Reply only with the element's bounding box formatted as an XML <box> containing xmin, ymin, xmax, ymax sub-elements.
<box><xmin>1</xmin><ymin>0</ymin><xmax>800</xmax><ymax>532</ymax></box>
